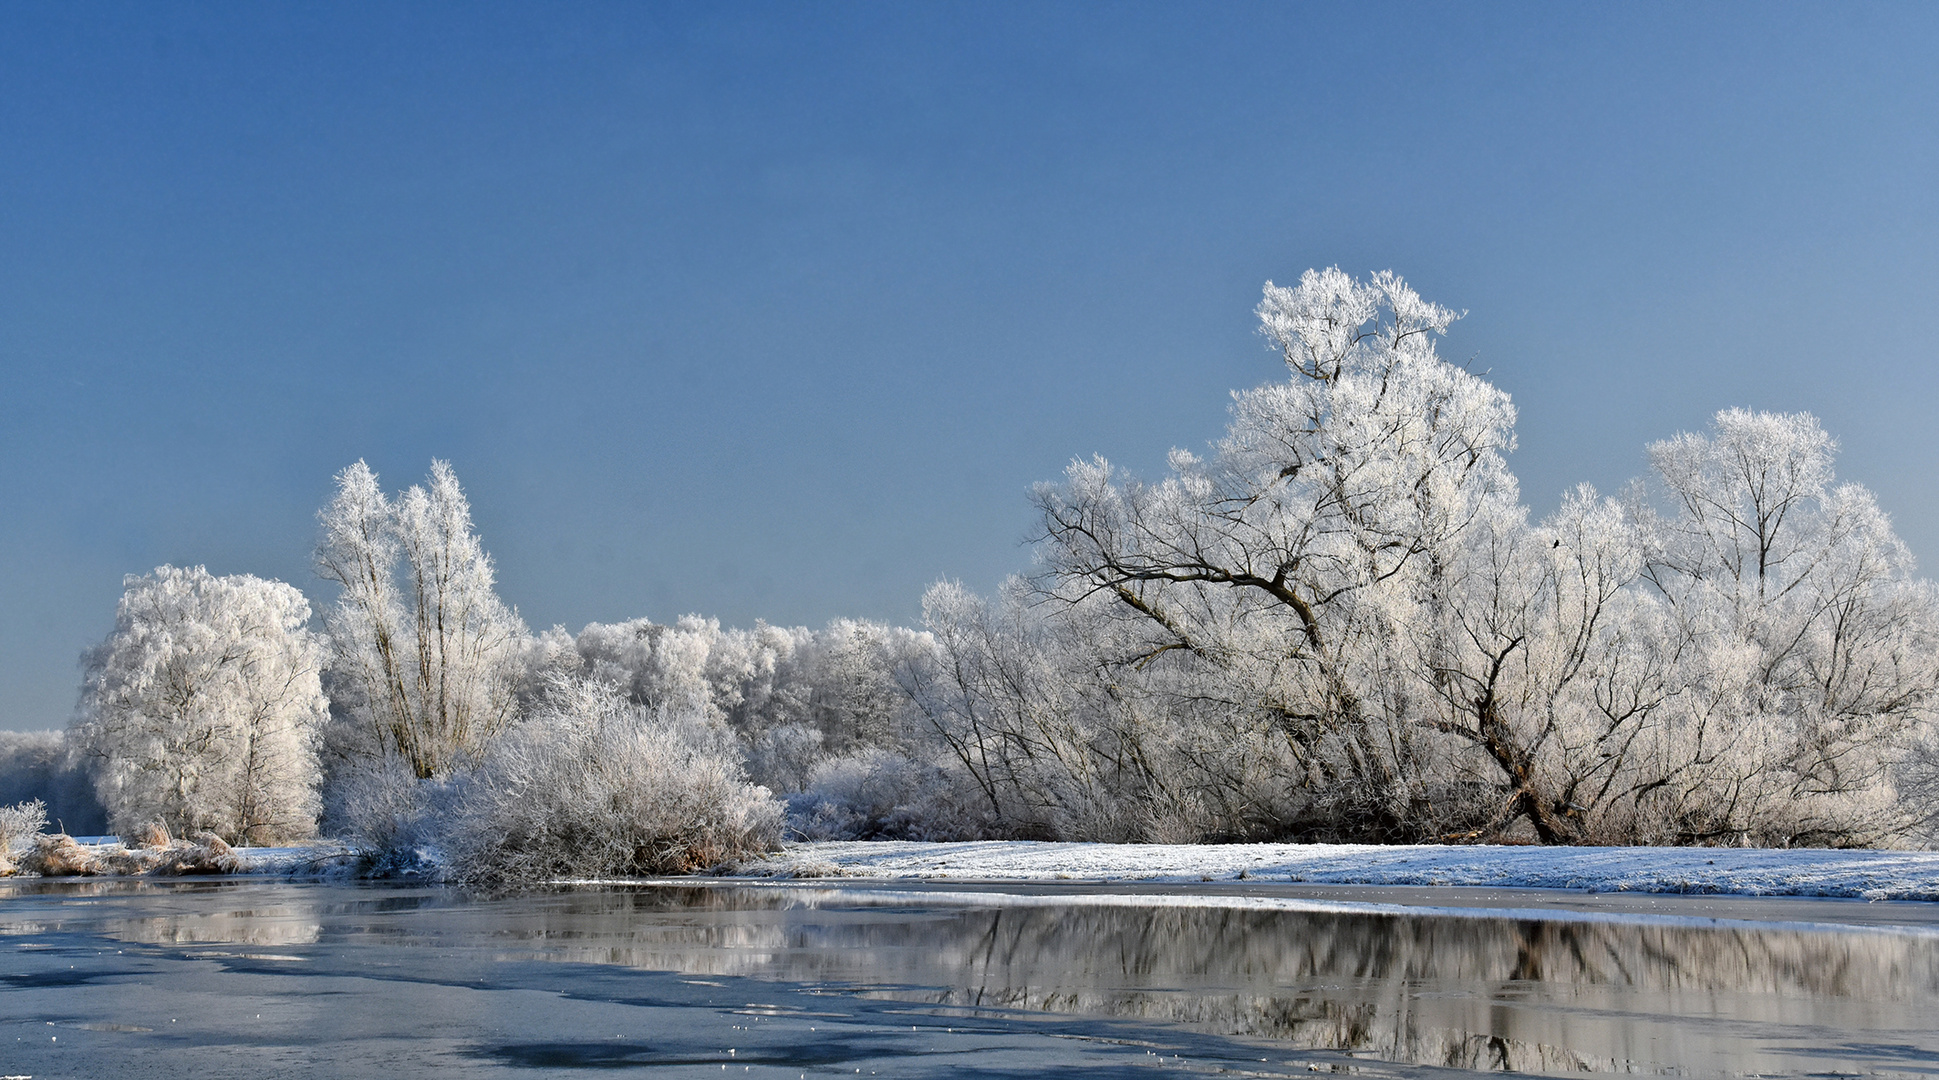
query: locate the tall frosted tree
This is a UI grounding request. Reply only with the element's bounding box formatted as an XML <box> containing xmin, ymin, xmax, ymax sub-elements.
<box><xmin>317</xmin><ymin>460</ymin><xmax>527</xmax><ymax>778</ymax></box>
<box><xmin>1033</xmin><ymin>268</ymin><xmax>1522</xmax><ymax>837</ymax></box>
<box><xmin>1016</xmin><ymin>271</ymin><xmax>1938</xmax><ymax>845</ymax></box>
<box><xmin>1635</xmin><ymin>409</ymin><xmax>1939</xmax><ymax>843</ymax></box>
<box><xmin>70</xmin><ymin>566</ymin><xmax>327</xmax><ymax>844</ymax></box>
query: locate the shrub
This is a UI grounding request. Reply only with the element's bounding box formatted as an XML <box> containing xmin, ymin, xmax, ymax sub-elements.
<box><xmin>440</xmin><ymin>676</ymin><xmax>783</xmax><ymax>883</ymax></box>
<box><xmin>321</xmin><ymin>751</ymin><xmax>443</xmax><ymax>854</ymax></box>
<box><xmin>1</xmin><ymin>800</ymin><xmax>49</xmax><ymax>870</ymax></box>
<box><xmin>787</xmin><ymin>749</ymin><xmax>972</xmax><ymax>840</ymax></box>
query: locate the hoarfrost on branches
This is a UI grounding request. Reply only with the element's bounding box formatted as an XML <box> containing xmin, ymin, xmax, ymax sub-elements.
<box><xmin>0</xmin><ymin>799</ymin><xmax>48</xmax><ymax>855</ymax></box>
<box><xmin>1633</xmin><ymin>409</ymin><xmax>1939</xmax><ymax>844</ymax></box>
<box><xmin>1029</xmin><ymin>269</ymin><xmax>1525</xmax><ymax>839</ymax></box>
<box><xmin>58</xmin><ymin>268</ymin><xmax>1939</xmax><ymax>856</ymax></box>
<box><xmin>69</xmin><ymin>565</ymin><xmax>327</xmax><ymax>844</ymax></box>
<box><xmin>440</xmin><ymin>674</ymin><xmax>783</xmax><ymax>882</ymax></box>
<box><xmin>1006</xmin><ymin>269</ymin><xmax>1939</xmax><ymax>846</ymax></box>
<box><xmin>316</xmin><ymin>460</ymin><xmax>527</xmax><ymax>779</ymax></box>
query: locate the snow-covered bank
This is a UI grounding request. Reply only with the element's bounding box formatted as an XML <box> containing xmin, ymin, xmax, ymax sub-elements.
<box><xmin>228</xmin><ymin>843</ymin><xmax>358</xmax><ymax>875</ymax></box>
<box><xmin>734</xmin><ymin>841</ymin><xmax>1939</xmax><ymax>901</ymax></box>
<box><xmin>1</xmin><ymin>835</ymin><xmax>356</xmax><ymax>878</ymax></box>
<box><xmin>20</xmin><ymin>836</ymin><xmax>1939</xmax><ymax>901</ymax></box>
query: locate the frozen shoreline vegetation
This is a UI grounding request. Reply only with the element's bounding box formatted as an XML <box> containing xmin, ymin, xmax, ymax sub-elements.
<box><xmin>16</xmin><ymin>268</ymin><xmax>1939</xmax><ymax>884</ymax></box>
<box><xmin>732</xmin><ymin>841</ymin><xmax>1939</xmax><ymax>902</ymax></box>
<box><xmin>11</xmin><ymin>832</ymin><xmax>1939</xmax><ymax>905</ymax></box>
<box><xmin>1</xmin><ymin>830</ymin><xmax>355</xmax><ymax>878</ymax></box>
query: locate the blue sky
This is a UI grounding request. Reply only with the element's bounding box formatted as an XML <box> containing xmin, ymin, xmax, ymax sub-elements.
<box><xmin>3</xmin><ymin>2</ymin><xmax>1937</xmax><ymax>729</ymax></box>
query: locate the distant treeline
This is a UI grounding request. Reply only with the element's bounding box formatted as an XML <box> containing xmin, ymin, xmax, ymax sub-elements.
<box><xmin>13</xmin><ymin>269</ymin><xmax>1939</xmax><ymax>880</ymax></box>
<box><xmin>0</xmin><ymin>732</ymin><xmax>105</xmax><ymax>835</ymax></box>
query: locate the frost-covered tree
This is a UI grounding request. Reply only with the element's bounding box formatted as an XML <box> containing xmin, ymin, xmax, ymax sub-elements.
<box><xmin>902</xmin><ymin>578</ymin><xmax>1171</xmax><ymax>840</ymax></box>
<box><xmin>528</xmin><ymin>613</ymin><xmax>959</xmax><ymax>837</ymax></box>
<box><xmin>1007</xmin><ymin>271</ymin><xmax>1938</xmax><ymax>846</ymax></box>
<box><xmin>538</xmin><ymin>614</ymin><xmax>935</xmax><ymax>791</ymax></box>
<box><xmin>69</xmin><ymin>566</ymin><xmax>327</xmax><ymax>844</ymax></box>
<box><xmin>1407</xmin><ymin>484</ymin><xmax>1672</xmax><ymax>843</ymax></box>
<box><xmin>317</xmin><ymin>460</ymin><xmax>526</xmax><ymax>779</ymax></box>
<box><xmin>1033</xmin><ymin>268</ymin><xmax>1521</xmax><ymax>838</ymax></box>
<box><xmin>1634</xmin><ymin>409</ymin><xmax>1939</xmax><ymax>844</ymax></box>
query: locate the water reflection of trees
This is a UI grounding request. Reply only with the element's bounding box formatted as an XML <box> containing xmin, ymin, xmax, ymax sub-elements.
<box><xmin>105</xmin><ymin>910</ymin><xmax>324</xmax><ymax>948</ymax></box>
<box><xmin>463</xmin><ymin>888</ymin><xmax>1939</xmax><ymax>1075</ymax></box>
<box><xmin>1</xmin><ymin>880</ymin><xmax>326</xmax><ymax>947</ymax></box>
<box><xmin>10</xmin><ymin>882</ymin><xmax>1937</xmax><ymax>1076</ymax></box>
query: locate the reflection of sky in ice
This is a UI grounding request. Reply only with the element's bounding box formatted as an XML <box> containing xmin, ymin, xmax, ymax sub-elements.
<box><xmin>3</xmin><ymin>878</ymin><xmax>1937</xmax><ymax>1077</ymax></box>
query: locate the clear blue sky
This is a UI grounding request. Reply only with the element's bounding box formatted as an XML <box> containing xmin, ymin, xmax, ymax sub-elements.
<box><xmin>4</xmin><ymin>2</ymin><xmax>1937</xmax><ymax>730</ymax></box>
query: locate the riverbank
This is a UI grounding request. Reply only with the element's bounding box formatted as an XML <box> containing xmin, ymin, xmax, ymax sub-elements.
<box><xmin>728</xmin><ymin>839</ymin><xmax>1939</xmax><ymax>901</ymax></box>
<box><xmin>0</xmin><ymin>832</ymin><xmax>356</xmax><ymax>877</ymax></box>
<box><xmin>14</xmin><ymin>835</ymin><xmax>1939</xmax><ymax>901</ymax></box>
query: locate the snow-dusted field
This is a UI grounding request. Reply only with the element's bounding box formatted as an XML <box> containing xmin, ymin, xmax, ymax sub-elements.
<box><xmin>740</xmin><ymin>840</ymin><xmax>1939</xmax><ymax>901</ymax></box>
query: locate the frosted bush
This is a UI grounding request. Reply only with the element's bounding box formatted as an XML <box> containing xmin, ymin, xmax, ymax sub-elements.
<box><xmin>789</xmin><ymin>749</ymin><xmax>984</xmax><ymax>841</ymax></box>
<box><xmin>321</xmin><ymin>751</ymin><xmax>449</xmax><ymax>874</ymax></box>
<box><xmin>743</xmin><ymin>722</ymin><xmax>824</xmax><ymax>794</ymax></box>
<box><xmin>441</xmin><ymin>676</ymin><xmax>783</xmax><ymax>883</ymax></box>
<box><xmin>1</xmin><ymin>799</ymin><xmax>48</xmax><ymax>855</ymax></box>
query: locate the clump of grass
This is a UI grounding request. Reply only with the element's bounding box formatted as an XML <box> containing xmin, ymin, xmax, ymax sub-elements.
<box><xmin>23</xmin><ymin>833</ymin><xmax>101</xmax><ymax>876</ymax></box>
<box><xmin>17</xmin><ymin>827</ymin><xmax>239</xmax><ymax>878</ymax></box>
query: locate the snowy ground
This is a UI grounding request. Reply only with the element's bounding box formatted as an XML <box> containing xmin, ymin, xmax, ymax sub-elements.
<box><xmin>736</xmin><ymin>840</ymin><xmax>1939</xmax><ymax>901</ymax></box>
<box><xmin>28</xmin><ymin>837</ymin><xmax>1939</xmax><ymax>901</ymax></box>
<box><xmin>230</xmin><ymin>842</ymin><xmax>358</xmax><ymax>874</ymax></box>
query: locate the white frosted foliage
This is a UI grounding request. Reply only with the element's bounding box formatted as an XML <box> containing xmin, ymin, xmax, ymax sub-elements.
<box><xmin>317</xmin><ymin>460</ymin><xmax>527</xmax><ymax>779</ymax></box>
<box><xmin>70</xmin><ymin>565</ymin><xmax>327</xmax><ymax>844</ymax></box>
<box><xmin>442</xmin><ymin>674</ymin><xmax>783</xmax><ymax>882</ymax></box>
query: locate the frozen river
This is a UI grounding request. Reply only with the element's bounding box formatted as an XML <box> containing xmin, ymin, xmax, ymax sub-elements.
<box><xmin>4</xmin><ymin>877</ymin><xmax>1938</xmax><ymax>1078</ymax></box>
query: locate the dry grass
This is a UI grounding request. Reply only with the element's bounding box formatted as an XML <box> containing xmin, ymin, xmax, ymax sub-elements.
<box><xmin>22</xmin><ymin>834</ymin><xmax>101</xmax><ymax>876</ymax></box>
<box><xmin>18</xmin><ymin>831</ymin><xmax>240</xmax><ymax>877</ymax></box>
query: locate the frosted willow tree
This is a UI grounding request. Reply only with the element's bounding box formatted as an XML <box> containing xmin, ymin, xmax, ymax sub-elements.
<box><xmin>903</xmin><ymin>576</ymin><xmax>1246</xmax><ymax>842</ymax></box>
<box><xmin>1006</xmin><ymin>269</ymin><xmax>1939</xmax><ymax>845</ymax></box>
<box><xmin>1033</xmin><ymin>268</ymin><xmax>1523</xmax><ymax>838</ymax></box>
<box><xmin>317</xmin><ymin>461</ymin><xmax>526</xmax><ymax>779</ymax></box>
<box><xmin>1409</xmin><ymin>484</ymin><xmax>1669</xmax><ymax>843</ymax></box>
<box><xmin>1636</xmin><ymin>409</ymin><xmax>1939</xmax><ymax>844</ymax></box>
<box><xmin>69</xmin><ymin>566</ymin><xmax>328</xmax><ymax>844</ymax></box>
